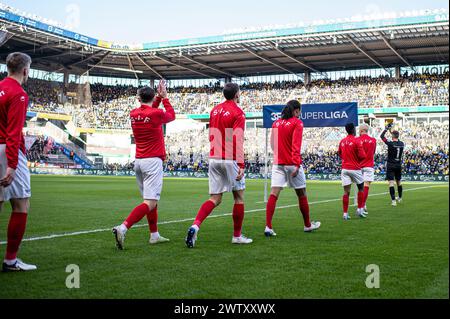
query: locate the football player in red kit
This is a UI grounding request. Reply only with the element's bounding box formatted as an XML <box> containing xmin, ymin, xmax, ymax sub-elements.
<box><xmin>358</xmin><ymin>124</ymin><xmax>377</xmax><ymax>213</ymax></box>
<box><xmin>338</xmin><ymin>123</ymin><xmax>367</xmax><ymax>220</ymax></box>
<box><xmin>265</xmin><ymin>100</ymin><xmax>321</xmax><ymax>237</ymax></box>
<box><xmin>0</xmin><ymin>52</ymin><xmax>36</xmax><ymax>272</ymax></box>
<box><xmin>113</xmin><ymin>81</ymin><xmax>175</xmax><ymax>250</ymax></box>
<box><xmin>185</xmin><ymin>83</ymin><xmax>252</xmax><ymax>248</ymax></box>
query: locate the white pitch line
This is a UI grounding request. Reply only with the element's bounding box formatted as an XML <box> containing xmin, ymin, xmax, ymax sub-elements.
<box><xmin>0</xmin><ymin>185</ymin><xmax>445</xmax><ymax>245</ymax></box>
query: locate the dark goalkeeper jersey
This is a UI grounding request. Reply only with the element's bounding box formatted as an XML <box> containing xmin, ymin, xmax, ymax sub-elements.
<box><xmin>381</xmin><ymin>131</ymin><xmax>405</xmax><ymax>168</ymax></box>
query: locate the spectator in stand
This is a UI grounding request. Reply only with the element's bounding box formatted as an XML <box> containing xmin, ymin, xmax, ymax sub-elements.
<box><xmin>3</xmin><ymin>71</ymin><xmax>447</xmax><ymax>130</ymax></box>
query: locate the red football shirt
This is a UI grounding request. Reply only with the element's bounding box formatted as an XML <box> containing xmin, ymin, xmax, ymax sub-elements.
<box><xmin>131</xmin><ymin>98</ymin><xmax>176</xmax><ymax>161</ymax></box>
<box><xmin>272</xmin><ymin>117</ymin><xmax>304</xmax><ymax>167</ymax></box>
<box><xmin>0</xmin><ymin>77</ymin><xmax>28</xmax><ymax>170</ymax></box>
<box><xmin>338</xmin><ymin>134</ymin><xmax>366</xmax><ymax>170</ymax></box>
<box><xmin>358</xmin><ymin>134</ymin><xmax>377</xmax><ymax>168</ymax></box>
<box><xmin>209</xmin><ymin>100</ymin><xmax>246</xmax><ymax>169</ymax></box>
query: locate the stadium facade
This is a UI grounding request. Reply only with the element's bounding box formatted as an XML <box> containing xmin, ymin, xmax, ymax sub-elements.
<box><xmin>1</xmin><ymin>7</ymin><xmax>448</xmax><ymax>79</ymax></box>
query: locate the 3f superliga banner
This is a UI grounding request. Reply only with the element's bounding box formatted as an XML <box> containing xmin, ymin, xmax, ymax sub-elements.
<box><xmin>263</xmin><ymin>102</ymin><xmax>358</xmax><ymax>128</ymax></box>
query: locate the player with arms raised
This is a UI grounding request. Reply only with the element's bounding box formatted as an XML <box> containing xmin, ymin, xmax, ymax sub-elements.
<box><xmin>381</xmin><ymin>123</ymin><xmax>405</xmax><ymax>206</ymax></box>
<box><xmin>358</xmin><ymin>124</ymin><xmax>377</xmax><ymax>213</ymax></box>
<box><xmin>265</xmin><ymin>100</ymin><xmax>321</xmax><ymax>237</ymax></box>
<box><xmin>185</xmin><ymin>83</ymin><xmax>252</xmax><ymax>248</ymax></box>
<box><xmin>0</xmin><ymin>52</ymin><xmax>36</xmax><ymax>272</ymax></box>
<box><xmin>338</xmin><ymin>123</ymin><xmax>367</xmax><ymax>220</ymax></box>
<box><xmin>113</xmin><ymin>81</ymin><xmax>175</xmax><ymax>250</ymax></box>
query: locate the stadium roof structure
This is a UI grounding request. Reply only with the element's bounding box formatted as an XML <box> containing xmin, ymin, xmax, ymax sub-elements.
<box><xmin>1</xmin><ymin>9</ymin><xmax>449</xmax><ymax>80</ymax></box>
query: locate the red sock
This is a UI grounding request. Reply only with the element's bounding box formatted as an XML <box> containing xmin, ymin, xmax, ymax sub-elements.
<box><xmin>6</xmin><ymin>212</ymin><xmax>28</xmax><ymax>261</ymax></box>
<box><xmin>194</xmin><ymin>200</ymin><xmax>216</xmax><ymax>227</ymax></box>
<box><xmin>363</xmin><ymin>186</ymin><xmax>370</xmax><ymax>207</ymax></box>
<box><xmin>146</xmin><ymin>206</ymin><xmax>158</xmax><ymax>234</ymax></box>
<box><xmin>124</xmin><ymin>203</ymin><xmax>150</xmax><ymax>229</ymax></box>
<box><xmin>358</xmin><ymin>191</ymin><xmax>365</xmax><ymax>209</ymax></box>
<box><xmin>299</xmin><ymin>196</ymin><xmax>311</xmax><ymax>228</ymax></box>
<box><xmin>266</xmin><ymin>195</ymin><xmax>278</xmax><ymax>229</ymax></box>
<box><xmin>233</xmin><ymin>204</ymin><xmax>245</xmax><ymax>237</ymax></box>
<box><xmin>343</xmin><ymin>194</ymin><xmax>350</xmax><ymax>214</ymax></box>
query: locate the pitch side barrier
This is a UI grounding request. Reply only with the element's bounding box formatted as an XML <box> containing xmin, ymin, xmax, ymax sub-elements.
<box><xmin>28</xmin><ymin>167</ymin><xmax>448</xmax><ymax>183</ymax></box>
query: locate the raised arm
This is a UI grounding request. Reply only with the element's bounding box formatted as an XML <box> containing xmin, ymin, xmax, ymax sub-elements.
<box><xmin>152</xmin><ymin>95</ymin><xmax>162</xmax><ymax>109</ymax></box>
<box><xmin>157</xmin><ymin>80</ymin><xmax>175</xmax><ymax>124</ymax></box>
<box><xmin>159</xmin><ymin>98</ymin><xmax>176</xmax><ymax>124</ymax></box>
<box><xmin>381</xmin><ymin>123</ymin><xmax>393</xmax><ymax>145</ymax></box>
<box><xmin>380</xmin><ymin>129</ymin><xmax>389</xmax><ymax>144</ymax></box>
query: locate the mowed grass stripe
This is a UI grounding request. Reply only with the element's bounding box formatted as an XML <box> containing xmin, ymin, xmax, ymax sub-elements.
<box><xmin>0</xmin><ymin>177</ymin><xmax>447</xmax><ymax>299</ymax></box>
<box><xmin>0</xmin><ymin>184</ymin><xmax>444</xmax><ymax>245</ymax></box>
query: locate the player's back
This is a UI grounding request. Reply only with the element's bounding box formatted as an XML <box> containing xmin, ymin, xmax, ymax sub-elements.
<box><xmin>272</xmin><ymin>117</ymin><xmax>303</xmax><ymax>166</ymax></box>
<box><xmin>131</xmin><ymin>104</ymin><xmax>173</xmax><ymax>161</ymax></box>
<box><xmin>0</xmin><ymin>78</ymin><xmax>27</xmax><ymax>126</ymax></box>
<box><xmin>339</xmin><ymin>135</ymin><xmax>365</xmax><ymax>170</ymax></box>
<box><xmin>0</xmin><ymin>78</ymin><xmax>28</xmax><ymax>146</ymax></box>
<box><xmin>358</xmin><ymin>134</ymin><xmax>377</xmax><ymax>168</ymax></box>
<box><xmin>209</xmin><ymin>100</ymin><xmax>245</xmax><ymax>162</ymax></box>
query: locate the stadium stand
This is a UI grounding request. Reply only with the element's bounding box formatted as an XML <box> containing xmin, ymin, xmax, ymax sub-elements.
<box><xmin>1</xmin><ymin>71</ymin><xmax>447</xmax><ymax>175</ymax></box>
<box><xmin>161</xmin><ymin>120</ymin><xmax>449</xmax><ymax>175</ymax></box>
<box><xmin>1</xmin><ymin>72</ymin><xmax>448</xmax><ymax>129</ymax></box>
<box><xmin>0</xmin><ymin>6</ymin><xmax>448</xmax><ymax>176</ymax></box>
<box><xmin>78</xmin><ymin>72</ymin><xmax>450</xmax><ymax>127</ymax></box>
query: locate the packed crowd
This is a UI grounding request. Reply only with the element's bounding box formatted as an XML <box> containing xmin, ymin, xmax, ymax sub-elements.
<box><xmin>2</xmin><ymin>71</ymin><xmax>447</xmax><ymax>129</ymax></box>
<box><xmin>27</xmin><ymin>118</ymin><xmax>448</xmax><ymax>176</ymax></box>
<box><xmin>96</xmin><ymin>121</ymin><xmax>449</xmax><ymax>175</ymax></box>
<box><xmin>160</xmin><ymin>121</ymin><xmax>449</xmax><ymax>175</ymax></box>
<box><xmin>77</xmin><ymin>72</ymin><xmax>449</xmax><ymax>129</ymax></box>
<box><xmin>0</xmin><ymin>72</ymin><xmax>68</xmax><ymax>113</ymax></box>
<box><xmin>105</xmin><ymin>148</ymin><xmax>449</xmax><ymax>176</ymax></box>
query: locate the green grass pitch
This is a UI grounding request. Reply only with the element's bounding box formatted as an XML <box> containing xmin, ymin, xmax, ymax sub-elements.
<box><xmin>0</xmin><ymin>175</ymin><xmax>448</xmax><ymax>299</ymax></box>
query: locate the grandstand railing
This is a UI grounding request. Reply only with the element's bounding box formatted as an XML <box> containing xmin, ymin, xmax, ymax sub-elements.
<box><xmin>55</xmin><ymin>143</ymin><xmax>93</xmax><ymax>169</ymax></box>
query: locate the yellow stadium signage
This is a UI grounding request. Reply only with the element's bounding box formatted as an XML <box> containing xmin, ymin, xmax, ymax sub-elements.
<box><xmin>76</xmin><ymin>128</ymin><xmax>97</xmax><ymax>134</ymax></box>
<box><xmin>97</xmin><ymin>40</ymin><xmax>113</xmax><ymax>49</ymax></box>
<box><xmin>37</xmin><ymin>113</ymin><xmax>72</xmax><ymax>121</ymax></box>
